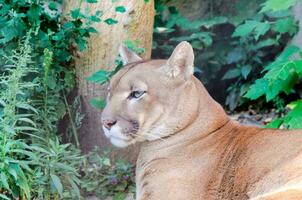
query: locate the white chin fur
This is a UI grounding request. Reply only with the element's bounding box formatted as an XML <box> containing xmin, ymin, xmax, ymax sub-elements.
<box><xmin>102</xmin><ymin>125</ymin><xmax>131</xmax><ymax>148</ymax></box>
<box><xmin>110</xmin><ymin>137</ymin><xmax>130</xmax><ymax>148</ymax></box>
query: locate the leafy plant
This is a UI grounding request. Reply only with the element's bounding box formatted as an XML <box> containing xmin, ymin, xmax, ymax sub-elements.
<box><xmin>0</xmin><ymin>32</ymin><xmax>34</xmax><ymax>200</ymax></box>
<box><xmin>82</xmin><ymin>148</ymin><xmax>135</xmax><ymax>199</ymax></box>
<box><xmin>244</xmin><ymin>45</ymin><xmax>302</xmax><ymax>129</ymax></box>
<box><xmin>0</xmin><ymin>0</ymin><xmax>137</xmax><ymax>199</ymax></box>
<box><xmin>223</xmin><ymin>10</ymin><xmax>298</xmax><ymax>110</ymax></box>
<box><xmin>242</xmin><ymin>0</ymin><xmax>302</xmax><ymax>130</ymax></box>
<box><xmin>0</xmin><ymin>0</ymin><xmax>104</xmax><ymax>199</ymax></box>
<box><xmin>153</xmin><ymin>0</ymin><xmax>298</xmax><ymax>110</ymax></box>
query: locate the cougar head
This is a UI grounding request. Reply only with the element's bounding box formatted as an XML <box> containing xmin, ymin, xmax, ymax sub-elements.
<box><xmin>101</xmin><ymin>42</ymin><xmax>197</xmax><ymax>147</ymax></box>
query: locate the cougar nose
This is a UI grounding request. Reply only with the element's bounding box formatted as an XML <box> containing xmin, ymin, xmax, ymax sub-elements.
<box><xmin>103</xmin><ymin>119</ymin><xmax>117</xmax><ymax>130</ymax></box>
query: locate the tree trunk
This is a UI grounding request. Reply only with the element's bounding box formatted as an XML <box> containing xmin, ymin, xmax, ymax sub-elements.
<box><xmin>62</xmin><ymin>0</ymin><xmax>154</xmax><ymax>162</ymax></box>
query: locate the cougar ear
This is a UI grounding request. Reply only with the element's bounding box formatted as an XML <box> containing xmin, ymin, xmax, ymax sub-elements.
<box><xmin>118</xmin><ymin>44</ymin><xmax>142</xmax><ymax>65</ymax></box>
<box><xmin>164</xmin><ymin>41</ymin><xmax>194</xmax><ymax>79</ymax></box>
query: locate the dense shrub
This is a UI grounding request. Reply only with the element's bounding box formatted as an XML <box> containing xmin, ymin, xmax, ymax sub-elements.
<box><xmin>153</xmin><ymin>0</ymin><xmax>298</xmax><ymax>110</ymax></box>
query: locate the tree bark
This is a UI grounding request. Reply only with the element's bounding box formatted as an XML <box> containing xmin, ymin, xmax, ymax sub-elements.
<box><xmin>62</xmin><ymin>0</ymin><xmax>154</xmax><ymax>162</ymax></box>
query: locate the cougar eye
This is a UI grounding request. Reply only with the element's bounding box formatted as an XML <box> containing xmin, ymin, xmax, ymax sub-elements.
<box><xmin>129</xmin><ymin>90</ymin><xmax>146</xmax><ymax>99</ymax></box>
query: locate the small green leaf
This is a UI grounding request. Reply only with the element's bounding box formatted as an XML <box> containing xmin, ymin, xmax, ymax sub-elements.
<box><xmin>283</xmin><ymin>100</ymin><xmax>302</xmax><ymax>129</ymax></box>
<box><xmin>104</xmin><ymin>18</ymin><xmax>118</xmax><ymax>25</ymax></box>
<box><xmin>232</xmin><ymin>20</ymin><xmax>259</xmax><ymax>37</ymax></box>
<box><xmin>265</xmin><ymin>118</ymin><xmax>283</xmax><ymax>128</ymax></box>
<box><xmin>244</xmin><ymin>79</ymin><xmax>269</xmax><ymax>100</ymax></box>
<box><xmin>273</xmin><ymin>17</ymin><xmax>297</xmax><ymax>35</ymax></box>
<box><xmin>86</xmin><ymin>70</ymin><xmax>110</xmax><ymax>84</ymax></box>
<box><xmin>63</xmin><ymin>21</ymin><xmax>75</xmax><ymax>29</ymax></box>
<box><xmin>222</xmin><ymin>68</ymin><xmax>241</xmax><ymax>80</ymax></box>
<box><xmin>115</xmin><ymin>6</ymin><xmax>126</xmax><ymax>13</ymax></box>
<box><xmin>90</xmin><ymin>98</ymin><xmax>106</xmax><ymax>109</ymax></box>
<box><xmin>260</xmin><ymin>0</ymin><xmax>298</xmax><ymax>12</ymax></box>
<box><xmin>113</xmin><ymin>192</ymin><xmax>127</xmax><ymax>200</ymax></box>
<box><xmin>86</xmin><ymin>0</ymin><xmax>98</xmax><ymax>3</ymax></box>
<box><xmin>254</xmin><ymin>22</ymin><xmax>270</xmax><ymax>40</ymax></box>
<box><xmin>87</xmin><ymin>27</ymin><xmax>98</xmax><ymax>33</ymax></box>
<box><xmin>1</xmin><ymin>172</ymin><xmax>11</xmax><ymax>192</ymax></box>
<box><xmin>48</xmin><ymin>2</ymin><xmax>58</xmax><ymax>10</ymax></box>
<box><xmin>241</xmin><ymin>65</ymin><xmax>252</xmax><ymax>79</ymax></box>
<box><xmin>226</xmin><ymin>47</ymin><xmax>246</xmax><ymax>64</ymax></box>
<box><xmin>71</xmin><ymin>9</ymin><xmax>80</xmax><ymax>19</ymax></box>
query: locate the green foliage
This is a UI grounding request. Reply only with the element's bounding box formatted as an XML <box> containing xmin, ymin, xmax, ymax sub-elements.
<box><xmin>0</xmin><ymin>33</ymin><xmax>34</xmax><ymax>200</ymax></box>
<box><xmin>153</xmin><ymin>0</ymin><xmax>298</xmax><ymax>110</ymax></box>
<box><xmin>90</xmin><ymin>98</ymin><xmax>107</xmax><ymax>109</ymax></box>
<box><xmin>260</xmin><ymin>0</ymin><xmax>299</xmax><ymax>12</ymax></box>
<box><xmin>82</xmin><ymin>149</ymin><xmax>135</xmax><ymax>199</ymax></box>
<box><xmin>0</xmin><ymin>32</ymin><xmax>83</xmax><ymax>199</ymax></box>
<box><xmin>0</xmin><ymin>0</ymin><xmax>135</xmax><ymax>199</ymax></box>
<box><xmin>245</xmin><ymin>45</ymin><xmax>302</xmax><ymax>129</ymax></box>
<box><xmin>0</xmin><ymin>0</ymin><xmax>111</xmax><ymax>199</ymax></box>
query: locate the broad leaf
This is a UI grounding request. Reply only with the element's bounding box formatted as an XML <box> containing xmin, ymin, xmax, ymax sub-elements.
<box><xmin>90</xmin><ymin>98</ymin><xmax>106</xmax><ymax>109</ymax></box>
<box><xmin>260</xmin><ymin>0</ymin><xmax>298</xmax><ymax>12</ymax></box>
<box><xmin>232</xmin><ymin>20</ymin><xmax>259</xmax><ymax>37</ymax></box>
<box><xmin>222</xmin><ymin>68</ymin><xmax>241</xmax><ymax>80</ymax></box>
<box><xmin>86</xmin><ymin>70</ymin><xmax>110</xmax><ymax>84</ymax></box>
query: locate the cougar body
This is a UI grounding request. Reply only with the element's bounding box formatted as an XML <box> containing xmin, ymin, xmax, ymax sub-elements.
<box><xmin>102</xmin><ymin>42</ymin><xmax>302</xmax><ymax>200</ymax></box>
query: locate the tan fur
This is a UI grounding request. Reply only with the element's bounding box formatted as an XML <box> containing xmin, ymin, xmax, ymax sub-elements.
<box><xmin>102</xmin><ymin>42</ymin><xmax>302</xmax><ymax>200</ymax></box>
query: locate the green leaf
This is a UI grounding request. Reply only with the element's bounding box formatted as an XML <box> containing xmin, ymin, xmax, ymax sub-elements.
<box><xmin>1</xmin><ymin>172</ymin><xmax>11</xmax><ymax>192</ymax></box>
<box><xmin>86</xmin><ymin>70</ymin><xmax>110</xmax><ymax>84</ymax></box>
<box><xmin>48</xmin><ymin>2</ymin><xmax>58</xmax><ymax>10</ymax></box>
<box><xmin>241</xmin><ymin>65</ymin><xmax>252</xmax><ymax>79</ymax></box>
<box><xmin>27</xmin><ymin>4</ymin><xmax>41</xmax><ymax>24</ymax></box>
<box><xmin>0</xmin><ymin>194</ymin><xmax>10</xmax><ymax>200</ymax></box>
<box><xmin>87</xmin><ymin>27</ymin><xmax>98</xmax><ymax>33</ymax></box>
<box><xmin>265</xmin><ymin>73</ymin><xmax>298</xmax><ymax>101</ymax></box>
<box><xmin>63</xmin><ymin>21</ymin><xmax>75</xmax><ymax>29</ymax></box>
<box><xmin>278</xmin><ymin>45</ymin><xmax>300</xmax><ymax>60</ymax></box>
<box><xmin>51</xmin><ymin>174</ymin><xmax>63</xmax><ymax>196</ymax></box>
<box><xmin>87</xmin><ymin>0</ymin><xmax>98</xmax><ymax>3</ymax></box>
<box><xmin>115</xmin><ymin>6</ymin><xmax>126</xmax><ymax>13</ymax></box>
<box><xmin>104</xmin><ymin>18</ymin><xmax>118</xmax><ymax>25</ymax></box>
<box><xmin>265</xmin><ymin>118</ymin><xmax>283</xmax><ymax>128</ymax></box>
<box><xmin>67</xmin><ymin>177</ymin><xmax>80</xmax><ymax>197</ymax></box>
<box><xmin>283</xmin><ymin>100</ymin><xmax>302</xmax><ymax>129</ymax></box>
<box><xmin>260</xmin><ymin>0</ymin><xmax>298</xmax><ymax>12</ymax></box>
<box><xmin>113</xmin><ymin>192</ymin><xmax>127</xmax><ymax>200</ymax></box>
<box><xmin>232</xmin><ymin>20</ymin><xmax>259</xmax><ymax>37</ymax></box>
<box><xmin>9</xmin><ymin>163</ymin><xmax>30</xmax><ymax>199</ymax></box>
<box><xmin>251</xmin><ymin>39</ymin><xmax>276</xmax><ymax>50</ymax></box>
<box><xmin>265</xmin><ymin>45</ymin><xmax>300</xmax><ymax>71</ymax></box>
<box><xmin>273</xmin><ymin>17</ymin><xmax>297</xmax><ymax>35</ymax></box>
<box><xmin>226</xmin><ymin>47</ymin><xmax>246</xmax><ymax>64</ymax></box>
<box><xmin>71</xmin><ymin>8</ymin><xmax>81</xmax><ymax>19</ymax></box>
<box><xmin>90</xmin><ymin>98</ymin><xmax>106</xmax><ymax>109</ymax></box>
<box><xmin>244</xmin><ymin>79</ymin><xmax>269</xmax><ymax>100</ymax></box>
<box><xmin>265</xmin><ymin>61</ymin><xmax>296</xmax><ymax>80</ymax></box>
<box><xmin>222</xmin><ymin>68</ymin><xmax>241</xmax><ymax>80</ymax></box>
<box><xmin>76</xmin><ymin>38</ymin><xmax>87</xmax><ymax>51</ymax></box>
<box><xmin>254</xmin><ymin>22</ymin><xmax>270</xmax><ymax>40</ymax></box>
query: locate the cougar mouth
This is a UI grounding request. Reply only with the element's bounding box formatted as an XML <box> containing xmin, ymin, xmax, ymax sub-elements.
<box><xmin>102</xmin><ymin>119</ymin><xmax>140</xmax><ymax>148</ymax></box>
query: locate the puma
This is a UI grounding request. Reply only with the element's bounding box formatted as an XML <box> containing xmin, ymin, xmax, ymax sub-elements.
<box><xmin>101</xmin><ymin>42</ymin><xmax>302</xmax><ymax>200</ymax></box>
